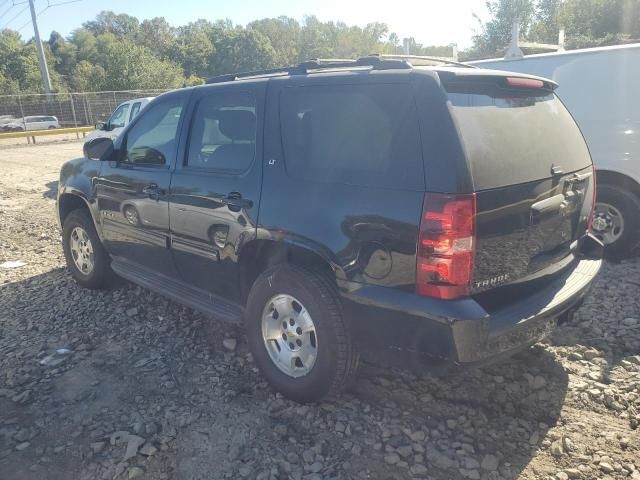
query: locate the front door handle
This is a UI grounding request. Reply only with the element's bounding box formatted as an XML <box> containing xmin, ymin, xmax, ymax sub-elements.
<box><xmin>223</xmin><ymin>192</ymin><xmax>253</xmax><ymax>210</ymax></box>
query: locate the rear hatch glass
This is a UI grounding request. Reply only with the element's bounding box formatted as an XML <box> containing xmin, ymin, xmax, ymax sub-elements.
<box><xmin>447</xmin><ymin>80</ymin><xmax>591</xmax><ymax>190</ymax></box>
<box><xmin>443</xmin><ymin>76</ymin><xmax>594</xmax><ymax>298</ymax></box>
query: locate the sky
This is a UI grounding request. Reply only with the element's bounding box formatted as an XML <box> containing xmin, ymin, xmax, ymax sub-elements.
<box><xmin>2</xmin><ymin>0</ymin><xmax>490</xmax><ymax>49</ymax></box>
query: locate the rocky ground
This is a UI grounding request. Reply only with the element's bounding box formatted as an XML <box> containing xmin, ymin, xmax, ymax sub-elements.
<box><xmin>1</xmin><ymin>141</ymin><xmax>639</xmax><ymax>480</ymax></box>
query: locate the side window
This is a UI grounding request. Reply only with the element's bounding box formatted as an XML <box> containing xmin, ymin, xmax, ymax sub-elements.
<box><xmin>129</xmin><ymin>102</ymin><xmax>142</xmax><ymax>122</ymax></box>
<box><xmin>280</xmin><ymin>84</ymin><xmax>424</xmax><ymax>189</ymax></box>
<box><xmin>109</xmin><ymin>103</ymin><xmax>130</xmax><ymax>129</ymax></box>
<box><xmin>124</xmin><ymin>95</ymin><xmax>185</xmax><ymax>166</ymax></box>
<box><xmin>186</xmin><ymin>91</ymin><xmax>256</xmax><ymax>173</ymax></box>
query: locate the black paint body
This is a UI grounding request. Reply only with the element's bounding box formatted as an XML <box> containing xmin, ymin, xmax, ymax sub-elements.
<box><xmin>57</xmin><ymin>67</ymin><xmax>603</xmax><ymax>370</ymax></box>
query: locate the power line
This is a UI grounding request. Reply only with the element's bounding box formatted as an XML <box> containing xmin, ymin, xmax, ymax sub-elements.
<box><xmin>16</xmin><ymin>2</ymin><xmax>45</xmax><ymax>32</ymax></box>
<box><xmin>0</xmin><ymin>2</ymin><xmax>16</xmax><ymax>21</ymax></box>
<box><xmin>13</xmin><ymin>0</ymin><xmax>83</xmax><ymax>34</ymax></box>
<box><xmin>47</xmin><ymin>0</ymin><xmax>83</xmax><ymax>6</ymax></box>
<box><xmin>0</xmin><ymin>3</ymin><xmax>28</xmax><ymax>30</ymax></box>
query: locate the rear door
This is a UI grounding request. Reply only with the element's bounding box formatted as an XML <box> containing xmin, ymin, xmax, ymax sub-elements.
<box><xmin>260</xmin><ymin>74</ymin><xmax>426</xmax><ymax>290</ymax></box>
<box><xmin>443</xmin><ymin>75</ymin><xmax>594</xmax><ymax>293</ymax></box>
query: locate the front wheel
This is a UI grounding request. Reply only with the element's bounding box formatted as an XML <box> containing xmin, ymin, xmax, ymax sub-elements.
<box><xmin>592</xmin><ymin>184</ymin><xmax>640</xmax><ymax>259</ymax></box>
<box><xmin>246</xmin><ymin>264</ymin><xmax>359</xmax><ymax>403</ymax></box>
<box><xmin>62</xmin><ymin>209</ymin><xmax>114</xmax><ymax>289</ymax></box>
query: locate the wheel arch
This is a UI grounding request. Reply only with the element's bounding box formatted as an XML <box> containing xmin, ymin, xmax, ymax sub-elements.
<box><xmin>596</xmin><ymin>169</ymin><xmax>640</xmax><ymax>199</ymax></box>
<box><xmin>58</xmin><ymin>192</ymin><xmax>102</xmax><ymax>239</ymax></box>
<box><xmin>238</xmin><ymin>239</ymin><xmax>342</xmax><ymax>305</ymax></box>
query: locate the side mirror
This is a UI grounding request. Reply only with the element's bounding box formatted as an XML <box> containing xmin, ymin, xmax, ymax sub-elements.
<box><xmin>95</xmin><ymin>121</ymin><xmax>107</xmax><ymax>131</ymax></box>
<box><xmin>84</xmin><ymin>137</ymin><xmax>114</xmax><ymax>161</ymax></box>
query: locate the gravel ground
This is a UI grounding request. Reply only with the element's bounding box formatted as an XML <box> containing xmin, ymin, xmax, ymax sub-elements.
<box><xmin>1</xmin><ymin>141</ymin><xmax>639</xmax><ymax>480</ymax></box>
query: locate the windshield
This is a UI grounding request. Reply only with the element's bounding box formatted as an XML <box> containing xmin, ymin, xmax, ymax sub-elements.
<box><xmin>109</xmin><ymin>103</ymin><xmax>130</xmax><ymax>129</ymax></box>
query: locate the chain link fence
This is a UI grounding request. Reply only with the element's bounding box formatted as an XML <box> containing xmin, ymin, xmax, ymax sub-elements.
<box><xmin>0</xmin><ymin>90</ymin><xmax>168</xmax><ymax>130</ymax></box>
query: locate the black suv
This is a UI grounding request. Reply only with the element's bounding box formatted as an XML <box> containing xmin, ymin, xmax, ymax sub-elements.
<box><xmin>57</xmin><ymin>57</ymin><xmax>603</xmax><ymax>403</ymax></box>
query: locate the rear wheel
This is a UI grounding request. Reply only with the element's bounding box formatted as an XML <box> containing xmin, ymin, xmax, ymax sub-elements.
<box><xmin>592</xmin><ymin>184</ymin><xmax>640</xmax><ymax>259</ymax></box>
<box><xmin>62</xmin><ymin>209</ymin><xmax>114</xmax><ymax>289</ymax></box>
<box><xmin>246</xmin><ymin>264</ymin><xmax>359</xmax><ymax>403</ymax></box>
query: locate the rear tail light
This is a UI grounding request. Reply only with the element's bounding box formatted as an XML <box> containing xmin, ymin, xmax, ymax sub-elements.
<box><xmin>416</xmin><ymin>193</ymin><xmax>476</xmax><ymax>300</ymax></box>
<box><xmin>588</xmin><ymin>166</ymin><xmax>597</xmax><ymax>231</ymax></box>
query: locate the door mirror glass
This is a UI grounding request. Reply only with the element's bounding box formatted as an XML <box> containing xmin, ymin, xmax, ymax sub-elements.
<box><xmin>127</xmin><ymin>146</ymin><xmax>166</xmax><ymax>165</ymax></box>
<box><xmin>84</xmin><ymin>137</ymin><xmax>114</xmax><ymax>160</ymax></box>
<box><xmin>95</xmin><ymin>121</ymin><xmax>107</xmax><ymax>131</ymax></box>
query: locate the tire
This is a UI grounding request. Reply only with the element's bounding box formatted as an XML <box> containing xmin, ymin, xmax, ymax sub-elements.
<box><xmin>62</xmin><ymin>208</ymin><xmax>113</xmax><ymax>289</ymax></box>
<box><xmin>593</xmin><ymin>184</ymin><xmax>640</xmax><ymax>259</ymax></box>
<box><xmin>122</xmin><ymin>205</ymin><xmax>141</xmax><ymax>226</ymax></box>
<box><xmin>246</xmin><ymin>264</ymin><xmax>359</xmax><ymax>403</ymax></box>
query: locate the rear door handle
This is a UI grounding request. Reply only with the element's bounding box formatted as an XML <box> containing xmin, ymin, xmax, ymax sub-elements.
<box><xmin>223</xmin><ymin>192</ymin><xmax>253</xmax><ymax>210</ymax></box>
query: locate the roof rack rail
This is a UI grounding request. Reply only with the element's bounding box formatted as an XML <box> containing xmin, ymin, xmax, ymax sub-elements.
<box><xmin>300</xmin><ymin>56</ymin><xmax>411</xmax><ymax>71</ymax></box>
<box><xmin>206</xmin><ymin>66</ymin><xmax>297</xmax><ymax>84</ymax></box>
<box><xmin>206</xmin><ymin>56</ymin><xmax>411</xmax><ymax>84</ymax></box>
<box><xmin>372</xmin><ymin>54</ymin><xmax>477</xmax><ymax>69</ymax></box>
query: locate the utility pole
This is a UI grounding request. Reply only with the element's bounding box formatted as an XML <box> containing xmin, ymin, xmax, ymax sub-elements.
<box><xmin>28</xmin><ymin>0</ymin><xmax>53</xmax><ymax>94</ymax></box>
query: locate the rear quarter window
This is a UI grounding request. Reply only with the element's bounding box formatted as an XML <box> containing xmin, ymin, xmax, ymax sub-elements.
<box><xmin>279</xmin><ymin>84</ymin><xmax>424</xmax><ymax>190</ymax></box>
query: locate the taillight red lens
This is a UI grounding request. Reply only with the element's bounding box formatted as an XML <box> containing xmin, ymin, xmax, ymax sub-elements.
<box><xmin>588</xmin><ymin>166</ymin><xmax>597</xmax><ymax>232</ymax></box>
<box><xmin>417</xmin><ymin>193</ymin><xmax>476</xmax><ymax>300</ymax></box>
<box><xmin>505</xmin><ymin>77</ymin><xmax>544</xmax><ymax>89</ymax></box>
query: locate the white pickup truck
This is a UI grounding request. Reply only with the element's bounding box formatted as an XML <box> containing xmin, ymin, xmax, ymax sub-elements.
<box><xmin>85</xmin><ymin>97</ymin><xmax>153</xmax><ymax>143</ymax></box>
<box><xmin>470</xmin><ymin>43</ymin><xmax>640</xmax><ymax>258</ymax></box>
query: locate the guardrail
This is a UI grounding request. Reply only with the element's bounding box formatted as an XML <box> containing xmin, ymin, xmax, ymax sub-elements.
<box><xmin>0</xmin><ymin>126</ymin><xmax>95</xmax><ymax>143</ymax></box>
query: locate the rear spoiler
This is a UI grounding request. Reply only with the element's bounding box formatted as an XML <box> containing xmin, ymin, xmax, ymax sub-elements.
<box><xmin>433</xmin><ymin>67</ymin><xmax>558</xmax><ymax>91</ymax></box>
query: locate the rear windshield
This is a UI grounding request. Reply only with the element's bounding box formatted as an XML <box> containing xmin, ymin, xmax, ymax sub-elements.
<box><xmin>446</xmin><ymin>84</ymin><xmax>591</xmax><ymax>190</ymax></box>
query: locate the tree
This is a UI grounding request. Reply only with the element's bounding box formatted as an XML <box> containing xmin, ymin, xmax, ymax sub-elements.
<box><xmin>0</xmin><ymin>29</ymin><xmax>64</xmax><ymax>93</ymax></box>
<box><xmin>210</xmin><ymin>29</ymin><xmax>277</xmax><ymax>75</ymax></box>
<box><xmin>4</xmin><ymin>7</ymin><xmax>635</xmax><ymax>93</ymax></box>
<box><xmin>49</xmin><ymin>31</ymin><xmax>77</xmax><ymax>77</ymax></box>
<box><xmin>95</xmin><ymin>35</ymin><xmax>184</xmax><ymax>90</ymax></box>
<box><xmin>83</xmin><ymin>11</ymin><xmax>140</xmax><ymax>38</ymax></box>
<box><xmin>70</xmin><ymin>29</ymin><xmax>99</xmax><ymax>64</ymax></box>
<box><xmin>70</xmin><ymin>60</ymin><xmax>105</xmax><ymax>91</ymax></box>
<box><xmin>248</xmin><ymin>17</ymin><xmax>301</xmax><ymax>65</ymax></box>
<box><xmin>175</xmin><ymin>20</ymin><xmax>215</xmax><ymax>78</ymax></box>
<box><xmin>137</xmin><ymin>17</ymin><xmax>177</xmax><ymax>60</ymax></box>
<box><xmin>467</xmin><ymin>0</ymin><xmax>640</xmax><ymax>59</ymax></box>
<box><xmin>469</xmin><ymin>0</ymin><xmax>535</xmax><ymax>58</ymax></box>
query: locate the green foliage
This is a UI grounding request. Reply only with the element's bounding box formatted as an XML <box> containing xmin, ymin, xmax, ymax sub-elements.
<box><xmin>468</xmin><ymin>0</ymin><xmax>640</xmax><ymax>59</ymax></box>
<box><xmin>1</xmin><ymin>5</ymin><xmax>636</xmax><ymax>93</ymax></box>
<box><xmin>210</xmin><ymin>29</ymin><xmax>278</xmax><ymax>74</ymax></box>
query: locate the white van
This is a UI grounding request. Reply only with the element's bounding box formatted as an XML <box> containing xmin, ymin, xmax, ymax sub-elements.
<box><xmin>470</xmin><ymin>43</ymin><xmax>640</xmax><ymax>257</ymax></box>
<box><xmin>85</xmin><ymin>97</ymin><xmax>153</xmax><ymax>143</ymax></box>
<box><xmin>4</xmin><ymin>115</ymin><xmax>60</xmax><ymax>131</ymax></box>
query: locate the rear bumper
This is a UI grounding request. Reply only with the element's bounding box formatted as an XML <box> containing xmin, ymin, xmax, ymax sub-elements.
<box><xmin>341</xmin><ymin>251</ymin><xmax>602</xmax><ymax>370</ymax></box>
